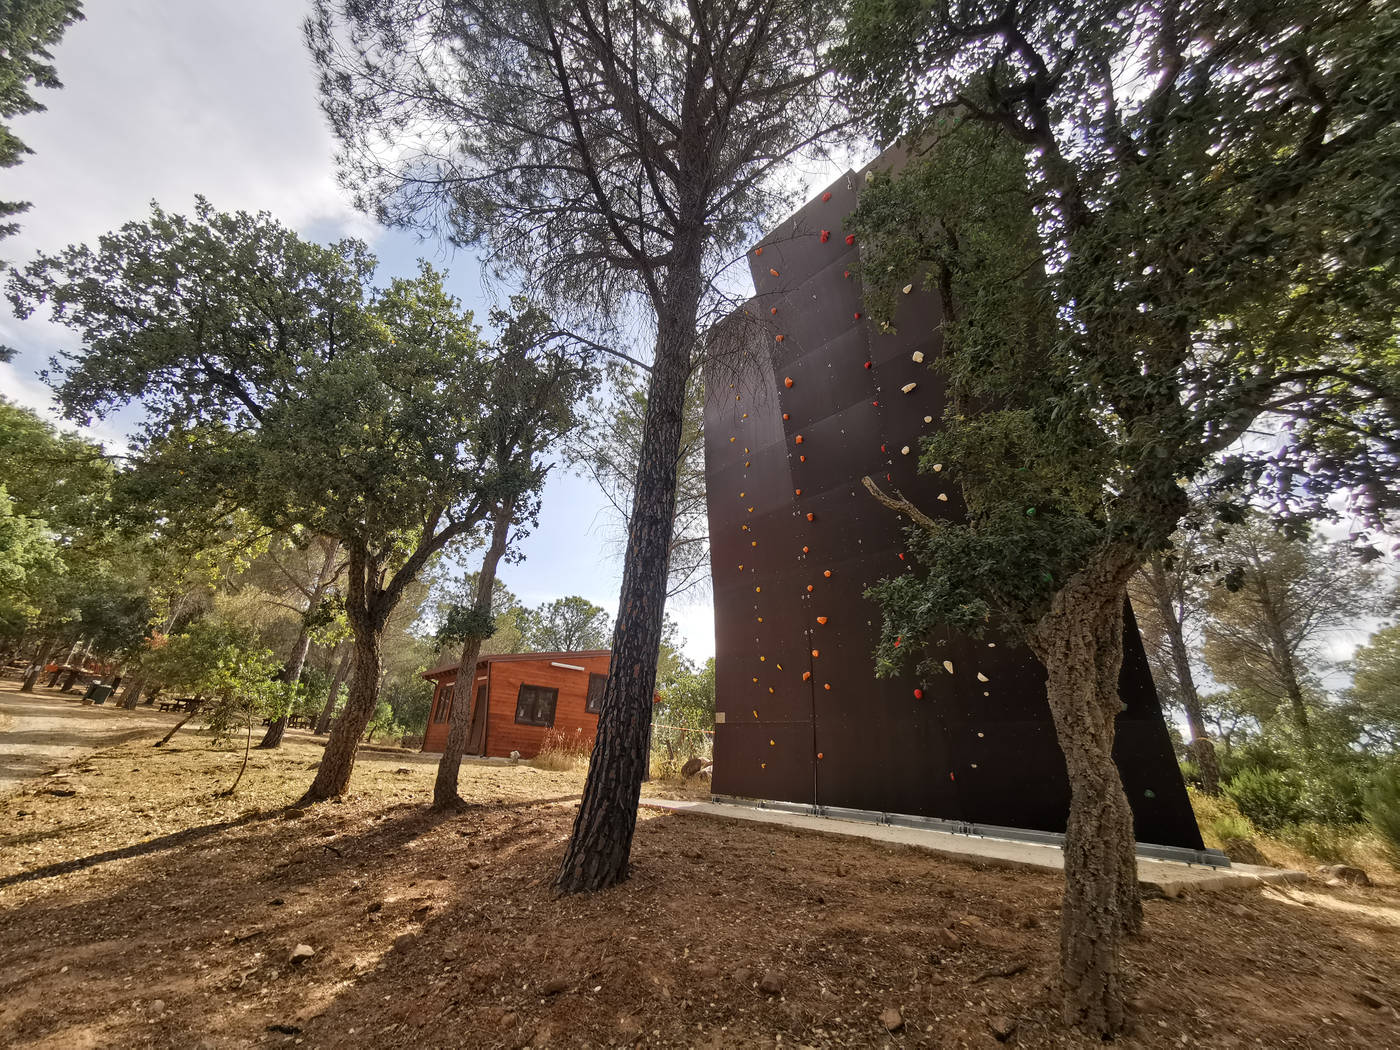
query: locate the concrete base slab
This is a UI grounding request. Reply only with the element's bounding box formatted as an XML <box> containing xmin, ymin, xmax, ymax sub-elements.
<box><xmin>640</xmin><ymin>797</ymin><xmax>1306</xmax><ymax>896</ymax></box>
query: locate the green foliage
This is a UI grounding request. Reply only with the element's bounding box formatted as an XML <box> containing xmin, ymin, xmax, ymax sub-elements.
<box><xmin>364</xmin><ymin>700</ymin><xmax>404</xmax><ymax>743</ymax></box>
<box><xmin>1346</xmin><ymin>623</ymin><xmax>1400</xmax><ymax>752</ymax></box>
<box><xmin>1224</xmin><ymin>767</ymin><xmax>1306</xmax><ymax>832</ymax></box>
<box><xmin>0</xmin><ymin>0</ymin><xmax>84</xmax><ymax>240</ymax></box>
<box><xmin>655</xmin><ymin>656</ymin><xmax>716</xmax><ymax>733</ymax></box>
<box><xmin>434</xmin><ymin>604</ymin><xmax>498</xmax><ymax>649</ymax></box>
<box><xmin>1275</xmin><ymin>821</ymin><xmax>1356</xmax><ymax>865</ymax></box>
<box><xmin>1365</xmin><ymin>770</ymin><xmax>1400</xmax><ymax>864</ymax></box>
<box><xmin>143</xmin><ymin>619</ymin><xmax>285</xmax><ymax>735</ymax></box>
<box><xmin>841</xmin><ymin>2</ymin><xmax>1400</xmax><ymax>680</ymax></box>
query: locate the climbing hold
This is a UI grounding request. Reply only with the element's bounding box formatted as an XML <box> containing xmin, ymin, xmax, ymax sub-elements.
<box><xmin>751</xmin><ymin>540</ymin><xmax>757</xmax><ymax>547</ymax></box>
<box><xmin>937</xmin><ymin>493</ymin><xmax>948</xmax><ymax>501</ymax></box>
<box><xmin>761</xmin><ymin>762</ymin><xmax>766</xmax><ymax>769</ymax></box>
<box><xmin>943</xmin><ymin>660</ymin><xmax>955</xmax><ymax>674</ymax></box>
<box><xmin>784</xmin><ymin>376</ymin><xmax>794</xmax><ymax>388</ymax></box>
<box><xmin>901</xmin><ymin>446</ymin><xmax>910</xmax><ymax>455</ymax></box>
<box><xmin>820</xmin><ymin>229</ymin><xmax>830</xmax><ymax>242</ymax></box>
<box><xmin>794</xmin><ymin>488</ymin><xmax>802</xmax><ymax>496</ymax></box>
<box><xmin>770</xmin><ymin>306</ymin><xmax>777</xmax><ymax>315</ymax></box>
<box><xmin>843</xmin><ymin>269</ymin><xmax>850</xmax><ymax>278</ymax></box>
<box><xmin>873</xmin><ymin>401</ymin><xmax>880</xmax><ymax>408</ymax></box>
<box><xmin>987</xmin><ymin>642</ymin><xmax>996</xmax><ymax>647</ymax></box>
<box><xmin>821</xmin><ymin>191</ymin><xmax>832</xmax><ymax>202</ymax></box>
<box><xmin>759</xmin><ymin>655</ymin><xmax>766</xmax><ymax>662</ymax></box>
<box><xmin>755</xmin><ymin>586</ymin><xmax>761</xmax><ymax>593</ymax></box>
<box><xmin>802</xmin><ymin>671</ymin><xmax>811</xmax><ymax>681</ymax></box>
<box><xmin>816</xmin><ymin>616</ymin><xmax>828</xmax><ymax>625</ymax></box>
<box><xmin>1026</xmin><ymin>507</ymin><xmax>1036</xmax><ymax>516</ymax></box>
<box><xmin>976</xmin><ymin>672</ymin><xmax>989</xmax><ymax>682</ymax></box>
<box><xmin>880</xmin><ymin>443</ymin><xmax>887</xmax><ymax>453</ymax></box>
<box><xmin>913</xmin><ymin>688</ymin><xmax>923</xmax><ymax>699</ymax></box>
<box><xmin>853</xmin><ymin>311</ymin><xmax>862</xmax><ymax>320</ymax></box>
<box><xmin>769</xmin><ymin>739</ymin><xmax>775</xmax><ymax>746</ymax></box>
<box><xmin>845</xmin><ymin>234</ymin><xmax>855</xmax><ymax>245</ymax></box>
<box><xmin>864</xmin><ymin>361</ymin><xmax>872</xmax><ymax>369</ymax></box>
<box><xmin>775</xmin><ymin>334</ymin><xmax>785</xmax><ymax>343</ymax></box>
<box><xmin>742</xmin><ymin>413</ymin><xmax>748</xmax><ymax>419</ymax></box>
<box><xmin>806</xmin><ymin>584</ymin><xmax>814</xmax><ymax>593</ymax></box>
<box><xmin>806</xmin><ymin>512</ymin><xmax>815</xmax><ymax>521</ymax></box>
<box><xmin>769</xmin><ymin>687</ymin><xmax>774</xmax><ymax>694</ymax></box>
<box><xmin>823</xmin><ymin>569</ymin><xmax>831</xmax><ymax>578</ymax></box>
<box><xmin>924</xmin><ymin>415</ymin><xmax>933</xmax><ymax>424</ymax></box>
<box><xmin>932</xmin><ymin>463</ymin><xmax>942</xmax><ymax>472</ymax></box>
<box><xmin>782</xmin><ymin>413</ymin><xmax>790</xmax><ymax>421</ymax></box>
<box><xmin>902</xmin><ymin>283</ymin><xmax>913</xmax><ymax>295</ymax></box>
<box><xmin>752</xmin><ymin>677</ymin><xmax>758</xmax><ymax>683</ymax></box>
<box><xmin>823</xmin><ymin>683</ymin><xmax>831</xmax><ymax>690</ymax></box>
<box><xmin>811</xmin><ymin>649</ymin><xmax>820</xmax><ymax>658</ymax></box>
<box><xmin>817</xmin><ymin>752</ymin><xmax>824</xmax><ymax>759</ymax></box>
<box><xmin>757</xmin><ymin>616</ymin><xmax>763</xmax><ymax>622</ymax></box>
<box><xmin>747</xmin><ymin>507</ymin><xmax>754</xmax><ymax>513</ymax></box>
<box><xmin>744</xmin><ymin>461</ymin><xmax>750</xmax><ymax>467</ymax></box>
<box><xmin>799</xmin><ymin>455</ymin><xmax>806</xmax><ymax>462</ymax></box>
<box><xmin>794</xmin><ymin>434</ymin><xmax>803</xmax><ymax>445</ymax></box>
<box><xmin>729</xmin><ymin>436</ymin><xmax>735</xmax><ymax>443</ymax></box>
<box><xmin>894</xmin><ymin>635</ymin><xmax>901</xmax><ymax>647</ymax></box>
<box><xmin>897</xmin><ymin>552</ymin><xmax>905</xmax><ymax>561</ymax></box>
<box><xmin>901</xmin><ymin>382</ymin><xmax>917</xmax><ymax>394</ymax></box>
<box><xmin>756</xmin><ymin>247</ymin><xmax>763</xmax><ymax>256</ymax></box>
<box><xmin>801</xmin><ymin>545</ymin><xmax>809</xmax><ymax>553</ymax></box>
<box><xmin>753</xmin><ymin>709</ymin><xmax>758</xmax><ymax>717</ymax></box>
<box><xmin>738</xmin><ymin>564</ymin><xmax>744</xmax><ymax>571</ymax></box>
<box><xmin>769</xmin><ymin>267</ymin><xmax>778</xmax><ymax>276</ymax></box>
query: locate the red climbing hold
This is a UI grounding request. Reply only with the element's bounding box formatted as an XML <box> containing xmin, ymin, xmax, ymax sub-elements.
<box><xmin>821</xmin><ymin>191</ymin><xmax>832</xmax><ymax>202</ymax></box>
<box><xmin>820</xmin><ymin>229</ymin><xmax>830</xmax><ymax>243</ymax></box>
<box><xmin>913</xmin><ymin>688</ymin><xmax>923</xmax><ymax>699</ymax></box>
<box><xmin>845</xmin><ymin>234</ymin><xmax>855</xmax><ymax>245</ymax></box>
<box><xmin>863</xmin><ymin>361</ymin><xmax>872</xmax><ymax>370</ymax></box>
<box><xmin>853</xmin><ymin>311</ymin><xmax>861</xmax><ymax>320</ymax></box>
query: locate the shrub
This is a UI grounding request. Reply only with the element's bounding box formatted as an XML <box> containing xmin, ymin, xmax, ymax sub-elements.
<box><xmin>1365</xmin><ymin>770</ymin><xmax>1400</xmax><ymax>865</ymax></box>
<box><xmin>1224</xmin><ymin>767</ymin><xmax>1306</xmax><ymax>831</ymax></box>
<box><xmin>1178</xmin><ymin>760</ymin><xmax>1201</xmax><ymax>789</ymax></box>
<box><xmin>533</xmin><ymin>726</ymin><xmax>594</xmax><ymax>772</ymax></box>
<box><xmin>1208</xmin><ymin>814</ymin><xmax>1254</xmax><ymax>843</ymax></box>
<box><xmin>1276</xmin><ymin>821</ymin><xmax>1356</xmax><ymax>864</ymax></box>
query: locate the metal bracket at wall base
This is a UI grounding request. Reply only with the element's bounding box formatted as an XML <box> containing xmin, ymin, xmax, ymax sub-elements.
<box><xmin>710</xmin><ymin>794</ymin><xmax>1231</xmax><ymax>869</ymax></box>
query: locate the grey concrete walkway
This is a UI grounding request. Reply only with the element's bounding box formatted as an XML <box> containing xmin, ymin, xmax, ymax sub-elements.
<box><xmin>0</xmin><ymin>681</ymin><xmax>181</xmax><ymax>795</ymax></box>
<box><xmin>641</xmin><ymin>797</ymin><xmax>1306</xmax><ymax>896</ymax></box>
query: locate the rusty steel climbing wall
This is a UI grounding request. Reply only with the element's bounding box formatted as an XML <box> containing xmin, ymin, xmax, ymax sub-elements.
<box><xmin>704</xmin><ymin>165</ymin><xmax>1204</xmax><ymax>850</ymax></box>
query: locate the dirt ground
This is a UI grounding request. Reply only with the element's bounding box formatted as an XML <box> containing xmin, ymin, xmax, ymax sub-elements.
<box><xmin>0</xmin><ymin>701</ymin><xmax>1398</xmax><ymax>1048</ymax></box>
<box><xmin>0</xmin><ymin>681</ymin><xmax>183</xmax><ymax>794</ymax></box>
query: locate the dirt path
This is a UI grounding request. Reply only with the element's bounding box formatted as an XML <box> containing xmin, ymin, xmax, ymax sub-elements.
<box><xmin>0</xmin><ymin>680</ymin><xmax>180</xmax><ymax>795</ymax></box>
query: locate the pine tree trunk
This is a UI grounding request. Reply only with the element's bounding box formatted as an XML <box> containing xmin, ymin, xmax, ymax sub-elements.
<box><xmin>1028</xmin><ymin>549</ymin><xmax>1141</xmax><ymax>1037</ymax></box>
<box><xmin>46</xmin><ymin>637</ymin><xmax>82</xmax><ymax>687</ymax></box>
<box><xmin>257</xmin><ymin>622</ymin><xmax>314</xmax><ymax>749</ymax></box>
<box><xmin>21</xmin><ymin>637</ymin><xmax>57</xmax><ymax>693</ymax></box>
<box><xmin>316</xmin><ymin>647</ymin><xmax>352</xmax><ymax>734</ymax></box>
<box><xmin>259</xmin><ymin>539</ymin><xmax>340</xmax><ymax>750</ymax></box>
<box><xmin>117</xmin><ymin>675</ymin><xmax>147</xmax><ymax>710</ymax></box>
<box><xmin>555</xmin><ymin>260</ymin><xmax>700</xmax><ymax>894</ymax></box>
<box><xmin>1146</xmin><ymin>568</ymin><xmax>1221</xmax><ymax>795</ymax></box>
<box><xmin>302</xmin><ymin>546</ymin><xmax>383</xmax><ymax>803</ymax></box>
<box><xmin>434</xmin><ymin>498</ymin><xmax>515</xmax><ymax>809</ymax></box>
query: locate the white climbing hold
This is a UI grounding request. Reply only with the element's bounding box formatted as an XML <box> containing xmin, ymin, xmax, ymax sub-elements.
<box><xmin>932</xmin><ymin>463</ymin><xmax>942</xmax><ymax>471</ymax></box>
<box><xmin>911</xmin><ymin>350</ymin><xmax>924</xmax><ymax>363</ymax></box>
<box><xmin>937</xmin><ymin>493</ymin><xmax>948</xmax><ymax>501</ymax></box>
<box><xmin>924</xmin><ymin>415</ymin><xmax>933</xmax><ymax>424</ymax></box>
<box><xmin>901</xmin><ymin>382</ymin><xmax>917</xmax><ymax>394</ymax></box>
<box><xmin>976</xmin><ymin>672</ymin><xmax>989</xmax><ymax>682</ymax></box>
<box><xmin>901</xmin><ymin>445</ymin><xmax>911</xmax><ymax>455</ymax></box>
<box><xmin>942</xmin><ymin>660</ymin><xmax>954</xmax><ymax>674</ymax></box>
<box><xmin>902</xmin><ymin>283</ymin><xmax>913</xmax><ymax>295</ymax></box>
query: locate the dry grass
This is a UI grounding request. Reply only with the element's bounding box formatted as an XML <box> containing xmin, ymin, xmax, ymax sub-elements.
<box><xmin>530</xmin><ymin>726</ymin><xmax>596</xmax><ymax>772</ymax></box>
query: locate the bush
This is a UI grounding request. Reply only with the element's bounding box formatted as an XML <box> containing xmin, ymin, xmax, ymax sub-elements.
<box><xmin>533</xmin><ymin>726</ymin><xmax>594</xmax><ymax>772</ymax></box>
<box><xmin>1276</xmin><ymin>821</ymin><xmax>1356</xmax><ymax>864</ymax></box>
<box><xmin>1178</xmin><ymin>760</ymin><xmax>1201</xmax><ymax>789</ymax></box>
<box><xmin>1208</xmin><ymin>814</ymin><xmax>1254</xmax><ymax>843</ymax></box>
<box><xmin>1224</xmin><ymin>767</ymin><xmax>1306</xmax><ymax>831</ymax></box>
<box><xmin>1365</xmin><ymin>770</ymin><xmax>1400</xmax><ymax>865</ymax></box>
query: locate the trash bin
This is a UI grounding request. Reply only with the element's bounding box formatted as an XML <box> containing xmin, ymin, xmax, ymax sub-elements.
<box><xmin>89</xmin><ymin>684</ymin><xmax>114</xmax><ymax>705</ymax></box>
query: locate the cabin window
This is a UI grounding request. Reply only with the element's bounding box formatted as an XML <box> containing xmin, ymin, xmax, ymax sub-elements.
<box><xmin>433</xmin><ymin>684</ymin><xmax>454</xmax><ymax>723</ymax></box>
<box><xmin>585</xmin><ymin>673</ymin><xmax>607</xmax><ymax>714</ymax></box>
<box><xmin>515</xmin><ymin>684</ymin><xmax>558</xmax><ymax>727</ymax></box>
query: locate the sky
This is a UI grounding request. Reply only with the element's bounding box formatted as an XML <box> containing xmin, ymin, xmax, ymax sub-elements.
<box><xmin>0</xmin><ymin>0</ymin><xmax>718</xmax><ymax>662</ymax></box>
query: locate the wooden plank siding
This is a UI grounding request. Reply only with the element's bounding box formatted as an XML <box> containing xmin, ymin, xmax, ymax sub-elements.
<box><xmin>420</xmin><ymin>650</ymin><xmax>612</xmax><ymax>758</ymax></box>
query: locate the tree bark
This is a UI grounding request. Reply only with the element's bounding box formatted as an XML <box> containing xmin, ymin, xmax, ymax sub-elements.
<box><xmin>259</xmin><ymin>539</ymin><xmax>341</xmax><ymax>749</ymax></box>
<box><xmin>20</xmin><ymin>636</ymin><xmax>57</xmax><ymax>693</ymax></box>
<box><xmin>1027</xmin><ymin>548</ymin><xmax>1142</xmax><ymax>1037</ymax></box>
<box><xmin>434</xmin><ymin>498</ymin><xmax>515</xmax><ymax>809</ymax></box>
<box><xmin>155</xmin><ymin>710</ymin><xmax>197</xmax><ymax>747</ymax></box>
<box><xmin>46</xmin><ymin>637</ymin><xmax>82</xmax><ymax>687</ymax></box>
<box><xmin>301</xmin><ymin>541</ymin><xmax>385</xmax><ymax>803</ymax></box>
<box><xmin>1144</xmin><ymin>559</ymin><xmax>1221</xmax><ymax>795</ymax></box>
<box><xmin>117</xmin><ymin>675</ymin><xmax>147</xmax><ymax>710</ymax></box>
<box><xmin>555</xmin><ymin>255</ymin><xmax>701</xmax><ymax>894</ymax></box>
<box><xmin>316</xmin><ymin>646</ymin><xmax>352</xmax><ymax>734</ymax></box>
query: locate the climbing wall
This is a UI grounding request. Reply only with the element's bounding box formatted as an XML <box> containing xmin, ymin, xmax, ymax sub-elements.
<box><xmin>704</xmin><ymin>165</ymin><xmax>1204</xmax><ymax>851</ymax></box>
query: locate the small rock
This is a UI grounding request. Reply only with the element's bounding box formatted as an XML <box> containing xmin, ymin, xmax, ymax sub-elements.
<box><xmin>150</xmin><ymin>999</ymin><xmax>165</xmax><ymax>1014</ymax></box>
<box><xmin>939</xmin><ymin>927</ymin><xmax>961</xmax><ymax>950</ymax></box>
<box><xmin>879</xmin><ymin>1006</ymin><xmax>903</xmax><ymax>1032</ymax></box>
<box><xmin>269</xmin><ymin>898</ymin><xmax>285</xmax><ymax>907</ymax></box>
<box><xmin>509</xmin><ymin>750</ymin><xmax>521</xmax><ymax>762</ymax></box>
<box><xmin>394</xmin><ymin>767</ymin><xmax>411</xmax><ymax>775</ymax></box>
<box><xmin>467</xmin><ymin>858</ymin><xmax>483</xmax><ymax>870</ymax></box>
<box><xmin>758</xmin><ymin>971</ymin><xmax>784</xmax><ymax>996</ymax></box>
<box><xmin>539</xmin><ymin>976</ymin><xmax>570</xmax><ymax>996</ymax></box>
<box><xmin>366</xmin><ymin>901</ymin><xmax>383</xmax><ymax>913</ymax></box>
<box><xmin>988</xmin><ymin>1015</ymin><xmax>1017</xmax><ymax>1041</ymax></box>
<box><xmin>44</xmin><ymin>786</ymin><xmax>80</xmax><ymax>797</ymax></box>
<box><xmin>732</xmin><ymin>967</ymin><xmax>752</xmax><ymax>986</ymax></box>
<box><xmin>289</xmin><ymin>944</ymin><xmax>316</xmax><ymax>965</ymax></box>
<box><xmin>680</xmin><ymin>757</ymin><xmax>704</xmax><ymax>779</ymax></box>
<box><xmin>1318</xmin><ymin>864</ymin><xmax>1371</xmax><ymax>887</ymax></box>
<box><xmin>499</xmin><ymin>1011</ymin><xmax>517</xmax><ymax>1028</ymax></box>
<box><xmin>1353</xmin><ymin>988</ymin><xmax>1386</xmax><ymax>1009</ymax></box>
<box><xmin>394</xmin><ymin>933</ymin><xmax>417</xmax><ymax>952</ymax></box>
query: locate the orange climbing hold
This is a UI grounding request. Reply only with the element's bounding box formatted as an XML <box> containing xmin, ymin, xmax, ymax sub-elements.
<box><xmin>775</xmin><ymin>334</ymin><xmax>785</xmax><ymax>343</ymax></box>
<box><xmin>802</xmin><ymin>545</ymin><xmax>809</xmax><ymax>553</ymax></box>
<box><xmin>824</xmin><ymin>683</ymin><xmax>831</xmax><ymax>690</ymax></box>
<box><xmin>782</xmin><ymin>413</ymin><xmax>790</xmax><ymax>421</ymax></box>
<box><xmin>806</xmin><ymin>584</ymin><xmax>813</xmax><ymax>592</ymax></box>
<box><xmin>823</xmin><ymin>569</ymin><xmax>832</xmax><ymax>578</ymax></box>
<box><xmin>770</xmin><ymin>306</ymin><xmax>777</xmax><ymax>315</ymax></box>
<box><xmin>794</xmin><ymin>488</ymin><xmax>801</xmax><ymax>495</ymax></box>
<box><xmin>769</xmin><ymin>267</ymin><xmax>779</xmax><ymax>276</ymax></box>
<box><xmin>784</xmin><ymin>376</ymin><xmax>793</xmax><ymax>388</ymax></box>
<box><xmin>802</xmin><ymin>671</ymin><xmax>811</xmax><ymax>681</ymax></box>
<box><xmin>816</xmin><ymin>616</ymin><xmax>828</xmax><ymax>625</ymax></box>
<box><xmin>811</xmin><ymin>649</ymin><xmax>820</xmax><ymax>658</ymax></box>
<box><xmin>794</xmin><ymin>434</ymin><xmax>803</xmax><ymax>444</ymax></box>
<box><xmin>755</xmin><ymin>247</ymin><xmax>763</xmax><ymax>256</ymax></box>
<box><xmin>799</xmin><ymin>455</ymin><xmax>806</xmax><ymax>462</ymax></box>
<box><xmin>806</xmin><ymin>512</ymin><xmax>814</xmax><ymax>521</ymax></box>
<box><xmin>817</xmin><ymin>752</ymin><xmax>824</xmax><ymax>759</ymax></box>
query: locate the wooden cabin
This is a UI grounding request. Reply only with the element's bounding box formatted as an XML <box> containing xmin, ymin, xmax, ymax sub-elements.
<box><xmin>420</xmin><ymin>650</ymin><xmax>613</xmax><ymax>758</ymax></box>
